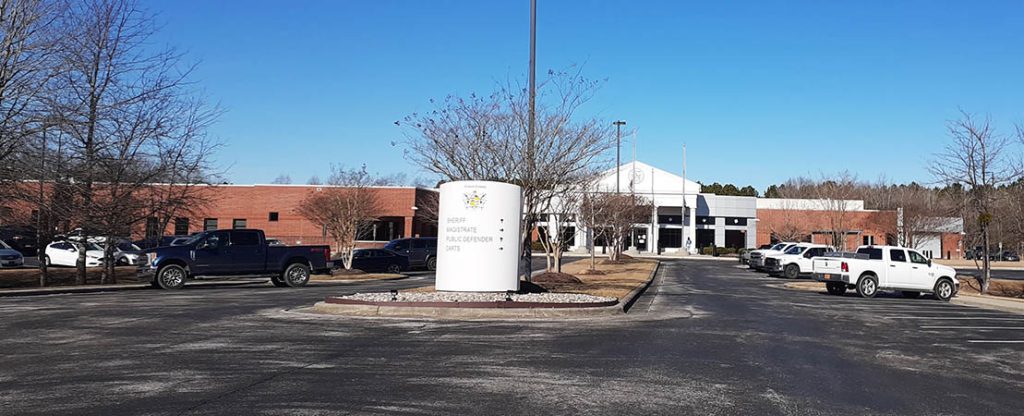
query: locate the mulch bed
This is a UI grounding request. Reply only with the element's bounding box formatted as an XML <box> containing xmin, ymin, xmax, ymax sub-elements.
<box><xmin>533</xmin><ymin>272</ymin><xmax>583</xmax><ymax>284</ymax></box>
<box><xmin>0</xmin><ymin>267</ymin><xmax>141</xmax><ymax>289</ymax></box>
<box><xmin>958</xmin><ymin>277</ymin><xmax>1024</xmax><ymax>298</ymax></box>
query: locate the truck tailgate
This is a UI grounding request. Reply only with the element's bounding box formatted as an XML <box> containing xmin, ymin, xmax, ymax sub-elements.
<box><xmin>812</xmin><ymin>258</ymin><xmax>845</xmax><ymax>274</ymax></box>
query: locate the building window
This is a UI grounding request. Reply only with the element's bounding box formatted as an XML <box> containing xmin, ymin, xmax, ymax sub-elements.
<box><xmin>724</xmin><ymin>217</ymin><xmax>747</xmax><ymax>226</ymax></box>
<box><xmin>232</xmin><ymin>219</ymin><xmax>247</xmax><ymax>229</ymax></box>
<box><xmin>204</xmin><ymin>218</ymin><xmax>218</xmax><ymax>231</ymax></box>
<box><xmin>863</xmin><ymin>235</ymin><xmax>875</xmax><ymax>246</ymax></box>
<box><xmin>145</xmin><ymin>217</ymin><xmax>159</xmax><ymax>238</ymax></box>
<box><xmin>174</xmin><ymin>218</ymin><xmax>189</xmax><ymax>235</ymax></box>
<box><xmin>356</xmin><ymin>218</ymin><xmax>405</xmax><ymax>241</ymax></box>
<box><xmin>269</xmin><ymin>212</ymin><xmax>279</xmax><ymax>222</ymax></box>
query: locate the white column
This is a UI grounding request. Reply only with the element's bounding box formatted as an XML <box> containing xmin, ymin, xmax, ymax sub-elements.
<box><xmin>688</xmin><ymin>205</ymin><xmax>697</xmax><ymax>254</ymax></box>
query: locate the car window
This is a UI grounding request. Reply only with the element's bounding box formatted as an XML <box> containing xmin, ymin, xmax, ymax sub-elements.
<box><xmin>378</xmin><ymin>250</ymin><xmax>394</xmax><ymax>257</ymax></box>
<box><xmin>207</xmin><ymin>232</ymin><xmax>230</xmax><ymax>248</ymax></box>
<box><xmin>390</xmin><ymin>240</ymin><xmax>408</xmax><ymax>251</ymax></box>
<box><xmin>231</xmin><ymin>231</ymin><xmax>261</xmax><ymax>246</ymax></box>
<box><xmin>890</xmin><ymin>249</ymin><xmax>907</xmax><ymax>262</ymax></box>
<box><xmin>412</xmin><ymin>240</ymin><xmax>426</xmax><ymax>249</ymax></box>
<box><xmin>908</xmin><ymin>250</ymin><xmax>929</xmax><ymax>264</ymax></box>
<box><xmin>353</xmin><ymin>250</ymin><xmax>368</xmax><ymax>258</ymax></box>
<box><xmin>857</xmin><ymin>247</ymin><xmax>883</xmax><ymax>260</ymax></box>
<box><xmin>784</xmin><ymin>246</ymin><xmax>804</xmax><ymax>255</ymax></box>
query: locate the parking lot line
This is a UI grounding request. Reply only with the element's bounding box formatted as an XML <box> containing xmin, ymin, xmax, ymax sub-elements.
<box><xmin>966</xmin><ymin>340</ymin><xmax>1024</xmax><ymax>344</ymax></box>
<box><xmin>920</xmin><ymin>326</ymin><xmax>1024</xmax><ymax>330</ymax></box>
<box><xmin>883</xmin><ymin>316</ymin><xmax>1024</xmax><ymax>321</ymax></box>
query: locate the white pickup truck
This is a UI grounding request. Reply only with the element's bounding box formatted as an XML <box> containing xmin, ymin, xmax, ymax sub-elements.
<box><xmin>765</xmin><ymin>244</ymin><xmax>835</xmax><ymax>279</ymax></box>
<box><xmin>812</xmin><ymin>245</ymin><xmax>959</xmax><ymax>301</ymax></box>
<box><xmin>749</xmin><ymin>242</ymin><xmax>799</xmax><ymax>271</ymax></box>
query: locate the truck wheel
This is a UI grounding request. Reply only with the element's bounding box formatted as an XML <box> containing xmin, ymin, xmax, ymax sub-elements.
<box><xmin>282</xmin><ymin>263</ymin><xmax>310</xmax><ymax>288</ymax></box>
<box><xmin>934</xmin><ymin>279</ymin><xmax>955</xmax><ymax>302</ymax></box>
<box><xmin>856</xmin><ymin>275</ymin><xmax>878</xmax><ymax>298</ymax></box>
<box><xmin>826</xmin><ymin>282</ymin><xmax>847</xmax><ymax>296</ymax></box>
<box><xmin>784</xmin><ymin>264</ymin><xmax>800</xmax><ymax>279</ymax></box>
<box><xmin>900</xmin><ymin>291</ymin><xmax>921</xmax><ymax>299</ymax></box>
<box><xmin>270</xmin><ymin>274</ymin><xmax>288</xmax><ymax>287</ymax></box>
<box><xmin>426</xmin><ymin>257</ymin><xmax>437</xmax><ymax>271</ymax></box>
<box><xmin>156</xmin><ymin>265</ymin><xmax>187</xmax><ymax>290</ymax></box>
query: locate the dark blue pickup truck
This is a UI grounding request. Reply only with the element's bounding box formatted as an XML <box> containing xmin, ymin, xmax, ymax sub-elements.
<box><xmin>140</xmin><ymin>229</ymin><xmax>332</xmax><ymax>290</ymax></box>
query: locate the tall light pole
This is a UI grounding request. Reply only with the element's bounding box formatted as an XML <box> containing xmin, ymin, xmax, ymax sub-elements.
<box><xmin>525</xmin><ymin>0</ymin><xmax>537</xmax><ymax>281</ymax></box>
<box><xmin>613</xmin><ymin>120</ymin><xmax>626</xmax><ymax>194</ymax></box>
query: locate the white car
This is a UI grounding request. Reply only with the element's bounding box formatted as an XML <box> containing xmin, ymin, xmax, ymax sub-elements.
<box><xmin>0</xmin><ymin>239</ymin><xmax>25</xmax><ymax>268</ymax></box>
<box><xmin>764</xmin><ymin>244</ymin><xmax>835</xmax><ymax>278</ymax></box>
<box><xmin>104</xmin><ymin>241</ymin><xmax>145</xmax><ymax>266</ymax></box>
<box><xmin>44</xmin><ymin>241</ymin><xmax>105</xmax><ymax>267</ymax></box>
<box><xmin>812</xmin><ymin>245</ymin><xmax>959</xmax><ymax>301</ymax></box>
<box><xmin>750</xmin><ymin>242</ymin><xmax>799</xmax><ymax>271</ymax></box>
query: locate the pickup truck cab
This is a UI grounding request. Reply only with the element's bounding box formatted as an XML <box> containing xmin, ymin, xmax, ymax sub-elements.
<box><xmin>812</xmin><ymin>245</ymin><xmax>959</xmax><ymax>301</ymax></box>
<box><xmin>141</xmin><ymin>229</ymin><xmax>332</xmax><ymax>290</ymax></box>
<box><xmin>750</xmin><ymin>242</ymin><xmax>799</xmax><ymax>271</ymax></box>
<box><xmin>765</xmin><ymin>244</ymin><xmax>835</xmax><ymax>279</ymax></box>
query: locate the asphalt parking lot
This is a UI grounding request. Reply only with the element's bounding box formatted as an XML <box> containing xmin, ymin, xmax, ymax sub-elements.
<box><xmin>0</xmin><ymin>259</ymin><xmax>1021</xmax><ymax>415</ymax></box>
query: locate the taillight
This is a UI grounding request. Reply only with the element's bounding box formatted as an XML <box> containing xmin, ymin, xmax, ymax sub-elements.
<box><xmin>841</xmin><ymin>262</ymin><xmax>849</xmax><ymax>273</ymax></box>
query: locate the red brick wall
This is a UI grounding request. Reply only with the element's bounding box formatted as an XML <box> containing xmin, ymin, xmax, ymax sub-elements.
<box><xmin>756</xmin><ymin>208</ymin><xmax>898</xmax><ymax>249</ymax></box>
<box><xmin>941</xmin><ymin>233</ymin><xmax>963</xmax><ymax>259</ymax></box>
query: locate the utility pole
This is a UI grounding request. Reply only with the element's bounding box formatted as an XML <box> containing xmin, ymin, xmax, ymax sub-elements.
<box><xmin>524</xmin><ymin>0</ymin><xmax>537</xmax><ymax>282</ymax></box>
<box><xmin>613</xmin><ymin>120</ymin><xmax>626</xmax><ymax>194</ymax></box>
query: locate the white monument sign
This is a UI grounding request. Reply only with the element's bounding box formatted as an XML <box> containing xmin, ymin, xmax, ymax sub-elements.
<box><xmin>435</xmin><ymin>180</ymin><xmax>522</xmax><ymax>292</ymax></box>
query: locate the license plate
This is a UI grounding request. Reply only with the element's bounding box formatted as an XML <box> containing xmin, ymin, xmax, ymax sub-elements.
<box><xmin>822</xmin><ymin>274</ymin><xmax>832</xmax><ymax>280</ymax></box>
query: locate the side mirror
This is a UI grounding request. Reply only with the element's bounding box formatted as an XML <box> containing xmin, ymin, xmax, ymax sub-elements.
<box><xmin>927</xmin><ymin>259</ymin><xmax>932</xmax><ymax>267</ymax></box>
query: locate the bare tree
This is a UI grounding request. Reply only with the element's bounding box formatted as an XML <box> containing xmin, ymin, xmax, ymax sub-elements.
<box><xmin>597</xmin><ymin>193</ymin><xmax>652</xmax><ymax>262</ymax></box>
<box><xmin>271</xmin><ymin>174</ymin><xmax>292</xmax><ymax>184</ymax></box>
<box><xmin>577</xmin><ymin>191</ymin><xmax>614</xmax><ymax>271</ymax></box>
<box><xmin>49</xmin><ymin>0</ymin><xmax>220</xmax><ymax>284</ymax></box>
<box><xmin>306</xmin><ymin>175</ymin><xmax>322</xmax><ymax>185</ymax></box>
<box><xmin>536</xmin><ymin>180</ymin><xmax>591</xmax><ymax>273</ymax></box>
<box><xmin>296</xmin><ymin>165</ymin><xmax>381</xmax><ymax>270</ymax></box>
<box><xmin>930</xmin><ymin>111</ymin><xmax>1021</xmax><ymax>293</ymax></box>
<box><xmin>400</xmin><ymin>68</ymin><xmax>614</xmax><ymax>280</ymax></box>
<box><xmin>0</xmin><ymin>0</ymin><xmax>61</xmax><ymax>192</ymax></box>
<box><xmin>813</xmin><ymin>171</ymin><xmax>860</xmax><ymax>251</ymax></box>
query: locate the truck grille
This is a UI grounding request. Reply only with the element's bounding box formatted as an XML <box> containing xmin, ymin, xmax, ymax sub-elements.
<box><xmin>750</xmin><ymin>252</ymin><xmax>762</xmax><ymax>259</ymax></box>
<box><xmin>764</xmin><ymin>258</ymin><xmax>779</xmax><ymax>269</ymax></box>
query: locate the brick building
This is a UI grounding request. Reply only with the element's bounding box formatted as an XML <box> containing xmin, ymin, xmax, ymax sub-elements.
<box><xmin>755</xmin><ymin>199</ymin><xmax>898</xmax><ymax>250</ymax></box>
<box><xmin>158</xmin><ymin>185</ymin><xmax>439</xmax><ymax>248</ymax></box>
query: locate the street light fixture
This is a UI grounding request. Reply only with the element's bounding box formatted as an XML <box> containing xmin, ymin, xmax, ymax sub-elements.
<box><xmin>613</xmin><ymin>120</ymin><xmax>626</xmax><ymax>194</ymax></box>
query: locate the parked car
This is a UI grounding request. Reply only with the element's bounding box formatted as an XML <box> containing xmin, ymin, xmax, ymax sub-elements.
<box><xmin>0</xmin><ymin>226</ymin><xmax>38</xmax><ymax>256</ymax></box>
<box><xmin>44</xmin><ymin>241</ymin><xmax>105</xmax><ymax>267</ymax></box>
<box><xmin>103</xmin><ymin>240</ymin><xmax>146</xmax><ymax>266</ymax></box>
<box><xmin>0</xmin><ymin>239</ymin><xmax>25</xmax><ymax>268</ymax></box>
<box><xmin>346</xmin><ymin>249</ymin><xmax>410</xmax><ymax>274</ymax></box>
<box><xmin>135</xmin><ymin>235</ymin><xmax>191</xmax><ymax>250</ymax></box>
<box><xmin>383</xmin><ymin>237</ymin><xmax>437</xmax><ymax>270</ymax></box>
<box><xmin>764</xmin><ymin>244</ymin><xmax>835</xmax><ymax>279</ymax></box>
<box><xmin>140</xmin><ymin>229</ymin><xmax>332</xmax><ymax>290</ymax></box>
<box><xmin>749</xmin><ymin>242</ymin><xmax>798</xmax><ymax>271</ymax></box>
<box><xmin>812</xmin><ymin>245</ymin><xmax>958</xmax><ymax>301</ymax></box>
<box><xmin>1000</xmin><ymin>251</ymin><xmax>1020</xmax><ymax>262</ymax></box>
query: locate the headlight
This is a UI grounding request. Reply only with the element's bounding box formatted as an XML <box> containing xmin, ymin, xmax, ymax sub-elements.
<box><xmin>147</xmin><ymin>252</ymin><xmax>157</xmax><ymax>264</ymax></box>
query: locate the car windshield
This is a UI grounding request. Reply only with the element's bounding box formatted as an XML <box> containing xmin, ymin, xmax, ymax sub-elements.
<box><xmin>784</xmin><ymin>246</ymin><xmax>805</xmax><ymax>255</ymax></box>
<box><xmin>0</xmin><ymin>240</ymin><xmax>11</xmax><ymax>250</ymax></box>
<box><xmin>770</xmin><ymin>244</ymin><xmax>784</xmax><ymax>250</ymax></box>
<box><xmin>86</xmin><ymin>242</ymin><xmax>103</xmax><ymax>251</ymax></box>
<box><xmin>116</xmin><ymin>242</ymin><xmax>140</xmax><ymax>251</ymax></box>
<box><xmin>181</xmin><ymin>233</ymin><xmax>207</xmax><ymax>246</ymax></box>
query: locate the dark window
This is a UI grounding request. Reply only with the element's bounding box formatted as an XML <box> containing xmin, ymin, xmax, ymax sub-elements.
<box><xmin>269</xmin><ymin>212</ymin><xmax>279</xmax><ymax>222</ymax></box>
<box><xmin>412</xmin><ymin>239</ymin><xmax>426</xmax><ymax>249</ymax></box>
<box><xmin>857</xmin><ymin>247</ymin><xmax>883</xmax><ymax>260</ymax></box>
<box><xmin>657</xmin><ymin>215</ymin><xmax>681</xmax><ymax>224</ymax></box>
<box><xmin>909</xmin><ymin>250</ymin><xmax>929</xmax><ymax>264</ymax></box>
<box><xmin>204</xmin><ymin>218</ymin><xmax>218</xmax><ymax>231</ymax></box>
<box><xmin>390</xmin><ymin>240</ymin><xmax>409</xmax><ymax>251</ymax></box>
<box><xmin>174</xmin><ymin>218</ymin><xmax>189</xmax><ymax>235</ymax></box>
<box><xmin>207</xmin><ymin>231</ymin><xmax>230</xmax><ymax>248</ymax></box>
<box><xmin>724</xmin><ymin>217</ymin><xmax>747</xmax><ymax>226</ymax></box>
<box><xmin>232</xmin><ymin>219</ymin><xmax>247</xmax><ymax>229</ymax></box>
<box><xmin>145</xmin><ymin>217</ymin><xmax>160</xmax><ymax>238</ymax></box>
<box><xmin>426</xmin><ymin>239</ymin><xmax>437</xmax><ymax>249</ymax></box>
<box><xmin>231</xmin><ymin>231</ymin><xmax>260</xmax><ymax>246</ymax></box>
<box><xmin>863</xmin><ymin>235</ymin><xmax>875</xmax><ymax>246</ymax></box>
<box><xmin>890</xmin><ymin>249</ymin><xmax>907</xmax><ymax>262</ymax></box>
<box><xmin>696</xmin><ymin>216</ymin><xmax>714</xmax><ymax>225</ymax></box>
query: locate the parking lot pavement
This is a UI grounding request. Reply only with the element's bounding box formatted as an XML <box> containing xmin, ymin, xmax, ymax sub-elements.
<box><xmin>1</xmin><ymin>259</ymin><xmax>1022</xmax><ymax>415</ymax></box>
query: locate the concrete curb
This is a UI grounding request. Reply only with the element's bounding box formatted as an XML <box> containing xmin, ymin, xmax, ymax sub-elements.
<box><xmin>620</xmin><ymin>260</ymin><xmax>661</xmax><ymax>313</ymax></box>
<box><xmin>309</xmin><ymin>274</ymin><xmax>409</xmax><ymax>285</ymax></box>
<box><xmin>309</xmin><ymin>260</ymin><xmax>662</xmax><ymax>320</ymax></box>
<box><xmin>0</xmin><ymin>280</ymin><xmax>261</xmax><ymax>297</ymax></box>
<box><xmin>952</xmin><ymin>294</ymin><xmax>1024</xmax><ymax>315</ymax></box>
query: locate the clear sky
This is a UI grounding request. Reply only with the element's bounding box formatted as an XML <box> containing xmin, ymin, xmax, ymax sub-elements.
<box><xmin>143</xmin><ymin>0</ymin><xmax>1024</xmax><ymax>192</ymax></box>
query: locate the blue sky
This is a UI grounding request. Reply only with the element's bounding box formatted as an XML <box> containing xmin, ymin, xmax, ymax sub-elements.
<box><xmin>143</xmin><ymin>0</ymin><xmax>1024</xmax><ymax>192</ymax></box>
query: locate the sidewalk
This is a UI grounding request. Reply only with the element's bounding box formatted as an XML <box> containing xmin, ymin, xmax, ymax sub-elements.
<box><xmin>935</xmin><ymin>259</ymin><xmax>1024</xmax><ymax>271</ymax></box>
<box><xmin>952</xmin><ymin>293</ymin><xmax>1024</xmax><ymax>315</ymax></box>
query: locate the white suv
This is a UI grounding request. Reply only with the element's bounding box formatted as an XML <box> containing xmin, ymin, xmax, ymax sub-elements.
<box><xmin>765</xmin><ymin>244</ymin><xmax>835</xmax><ymax>279</ymax></box>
